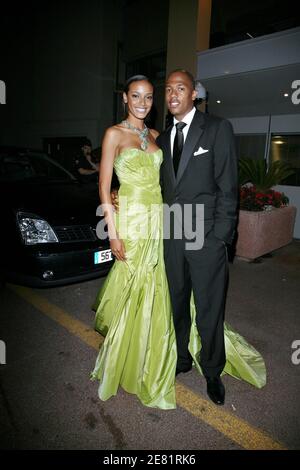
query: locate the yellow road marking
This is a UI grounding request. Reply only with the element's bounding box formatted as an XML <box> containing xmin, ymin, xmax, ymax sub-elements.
<box><xmin>9</xmin><ymin>284</ymin><xmax>287</xmax><ymax>450</ymax></box>
<box><xmin>175</xmin><ymin>383</ymin><xmax>285</xmax><ymax>450</ymax></box>
<box><xmin>9</xmin><ymin>284</ymin><xmax>104</xmax><ymax>351</ymax></box>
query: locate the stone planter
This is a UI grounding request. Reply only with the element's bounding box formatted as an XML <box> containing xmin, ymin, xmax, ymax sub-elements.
<box><xmin>235</xmin><ymin>205</ymin><xmax>297</xmax><ymax>261</ymax></box>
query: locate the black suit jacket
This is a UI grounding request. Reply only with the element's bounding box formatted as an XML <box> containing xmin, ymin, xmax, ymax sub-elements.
<box><xmin>157</xmin><ymin>109</ymin><xmax>238</xmax><ymax>245</ymax></box>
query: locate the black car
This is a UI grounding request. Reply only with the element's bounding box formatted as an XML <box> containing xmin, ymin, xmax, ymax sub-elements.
<box><xmin>0</xmin><ymin>147</ymin><xmax>113</xmax><ymax>287</ymax></box>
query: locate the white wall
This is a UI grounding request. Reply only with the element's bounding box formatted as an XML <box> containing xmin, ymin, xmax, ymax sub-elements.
<box><xmin>270</xmin><ymin>114</ymin><xmax>300</xmax><ymax>133</ymax></box>
<box><xmin>197</xmin><ymin>27</ymin><xmax>300</xmax><ymax>79</ymax></box>
<box><xmin>229</xmin><ymin>116</ymin><xmax>270</xmax><ymax>134</ymax></box>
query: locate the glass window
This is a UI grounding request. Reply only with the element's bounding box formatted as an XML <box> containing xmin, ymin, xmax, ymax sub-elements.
<box><xmin>270</xmin><ymin>134</ymin><xmax>300</xmax><ymax>186</ymax></box>
<box><xmin>235</xmin><ymin>134</ymin><xmax>266</xmax><ymax>160</ymax></box>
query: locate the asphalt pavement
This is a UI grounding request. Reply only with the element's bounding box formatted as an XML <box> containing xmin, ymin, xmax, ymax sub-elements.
<box><xmin>0</xmin><ymin>241</ymin><xmax>299</xmax><ymax>451</ymax></box>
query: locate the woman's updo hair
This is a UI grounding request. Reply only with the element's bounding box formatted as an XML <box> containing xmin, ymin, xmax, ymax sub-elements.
<box><xmin>122</xmin><ymin>75</ymin><xmax>155</xmax><ymax>122</ymax></box>
<box><xmin>123</xmin><ymin>74</ymin><xmax>153</xmax><ymax>94</ymax></box>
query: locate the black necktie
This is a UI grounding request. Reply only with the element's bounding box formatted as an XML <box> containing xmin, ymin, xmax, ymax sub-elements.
<box><xmin>173</xmin><ymin>122</ymin><xmax>186</xmax><ymax>176</ymax></box>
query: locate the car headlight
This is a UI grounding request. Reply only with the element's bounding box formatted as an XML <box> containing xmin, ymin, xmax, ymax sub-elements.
<box><xmin>17</xmin><ymin>212</ymin><xmax>58</xmax><ymax>245</ymax></box>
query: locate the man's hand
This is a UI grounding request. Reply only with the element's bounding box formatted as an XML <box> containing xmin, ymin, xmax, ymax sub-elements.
<box><xmin>110</xmin><ymin>238</ymin><xmax>126</xmax><ymax>261</ymax></box>
<box><xmin>111</xmin><ymin>189</ymin><xmax>119</xmax><ymax>212</ymax></box>
<box><xmin>87</xmin><ymin>156</ymin><xmax>99</xmax><ymax>171</ymax></box>
<box><xmin>79</xmin><ymin>167</ymin><xmax>97</xmax><ymax>175</ymax></box>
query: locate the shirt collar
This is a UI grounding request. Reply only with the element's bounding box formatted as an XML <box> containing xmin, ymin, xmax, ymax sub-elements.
<box><xmin>173</xmin><ymin>106</ymin><xmax>196</xmax><ymax>127</ymax></box>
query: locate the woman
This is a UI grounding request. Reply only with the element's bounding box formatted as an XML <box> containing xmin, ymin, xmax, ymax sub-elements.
<box><xmin>91</xmin><ymin>75</ymin><xmax>266</xmax><ymax>409</ymax></box>
<box><xmin>91</xmin><ymin>75</ymin><xmax>177</xmax><ymax>409</ymax></box>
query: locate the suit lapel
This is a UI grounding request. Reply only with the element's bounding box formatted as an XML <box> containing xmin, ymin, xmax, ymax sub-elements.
<box><xmin>176</xmin><ymin>111</ymin><xmax>206</xmax><ymax>185</ymax></box>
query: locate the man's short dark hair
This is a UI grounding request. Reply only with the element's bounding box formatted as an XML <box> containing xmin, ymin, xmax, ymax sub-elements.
<box><xmin>167</xmin><ymin>69</ymin><xmax>196</xmax><ymax>90</ymax></box>
<box><xmin>82</xmin><ymin>138</ymin><xmax>92</xmax><ymax>147</ymax></box>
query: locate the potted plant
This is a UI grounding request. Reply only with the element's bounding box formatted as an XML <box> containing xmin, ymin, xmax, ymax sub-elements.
<box><xmin>235</xmin><ymin>158</ymin><xmax>297</xmax><ymax>261</ymax></box>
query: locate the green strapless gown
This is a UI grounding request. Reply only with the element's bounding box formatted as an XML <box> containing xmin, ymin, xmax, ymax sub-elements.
<box><xmin>91</xmin><ymin>148</ymin><xmax>266</xmax><ymax>410</ymax></box>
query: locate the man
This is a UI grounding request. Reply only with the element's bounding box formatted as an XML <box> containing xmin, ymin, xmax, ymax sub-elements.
<box><xmin>156</xmin><ymin>69</ymin><xmax>238</xmax><ymax>405</ymax></box>
<box><xmin>75</xmin><ymin>138</ymin><xmax>99</xmax><ymax>183</ymax></box>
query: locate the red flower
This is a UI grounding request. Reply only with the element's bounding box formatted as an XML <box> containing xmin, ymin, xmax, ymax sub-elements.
<box><xmin>239</xmin><ymin>185</ymin><xmax>289</xmax><ymax>211</ymax></box>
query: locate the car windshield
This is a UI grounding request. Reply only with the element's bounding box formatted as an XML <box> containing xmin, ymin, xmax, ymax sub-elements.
<box><xmin>0</xmin><ymin>152</ymin><xmax>76</xmax><ymax>183</ymax></box>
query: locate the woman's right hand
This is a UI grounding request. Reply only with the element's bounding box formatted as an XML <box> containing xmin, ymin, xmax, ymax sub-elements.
<box><xmin>110</xmin><ymin>238</ymin><xmax>126</xmax><ymax>261</ymax></box>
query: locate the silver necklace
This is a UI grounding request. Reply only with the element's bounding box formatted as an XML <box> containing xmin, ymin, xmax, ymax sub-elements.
<box><xmin>122</xmin><ymin>120</ymin><xmax>149</xmax><ymax>151</ymax></box>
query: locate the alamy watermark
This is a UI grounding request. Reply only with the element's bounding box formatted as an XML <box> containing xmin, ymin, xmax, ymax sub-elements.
<box><xmin>0</xmin><ymin>80</ymin><xmax>6</xmax><ymax>104</ymax></box>
<box><xmin>291</xmin><ymin>340</ymin><xmax>300</xmax><ymax>365</ymax></box>
<box><xmin>291</xmin><ymin>80</ymin><xmax>300</xmax><ymax>105</ymax></box>
<box><xmin>96</xmin><ymin>200</ymin><xmax>205</xmax><ymax>251</ymax></box>
<box><xmin>0</xmin><ymin>339</ymin><xmax>6</xmax><ymax>365</ymax></box>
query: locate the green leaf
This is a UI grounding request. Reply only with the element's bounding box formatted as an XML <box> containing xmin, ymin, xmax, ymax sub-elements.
<box><xmin>238</xmin><ymin>158</ymin><xmax>295</xmax><ymax>191</ymax></box>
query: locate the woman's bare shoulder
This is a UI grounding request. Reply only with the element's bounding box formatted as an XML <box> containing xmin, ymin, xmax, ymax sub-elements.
<box><xmin>104</xmin><ymin>124</ymin><xmax>123</xmax><ymax>137</ymax></box>
<box><xmin>103</xmin><ymin>124</ymin><xmax>125</xmax><ymax>144</ymax></box>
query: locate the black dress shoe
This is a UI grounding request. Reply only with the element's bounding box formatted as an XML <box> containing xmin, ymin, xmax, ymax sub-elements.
<box><xmin>206</xmin><ymin>376</ymin><xmax>225</xmax><ymax>405</ymax></box>
<box><xmin>175</xmin><ymin>365</ymin><xmax>192</xmax><ymax>376</ymax></box>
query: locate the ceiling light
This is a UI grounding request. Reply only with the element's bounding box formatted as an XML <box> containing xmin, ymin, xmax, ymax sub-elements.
<box><xmin>216</xmin><ymin>100</ymin><xmax>221</xmax><ymax>104</ymax></box>
<box><xmin>273</xmin><ymin>140</ymin><xmax>285</xmax><ymax>144</ymax></box>
<box><xmin>284</xmin><ymin>93</ymin><xmax>289</xmax><ymax>97</ymax></box>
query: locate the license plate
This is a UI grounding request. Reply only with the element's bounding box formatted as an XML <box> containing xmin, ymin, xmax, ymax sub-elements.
<box><xmin>94</xmin><ymin>249</ymin><xmax>113</xmax><ymax>264</ymax></box>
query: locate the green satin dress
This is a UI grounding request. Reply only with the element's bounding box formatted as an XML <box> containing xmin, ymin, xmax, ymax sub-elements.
<box><xmin>91</xmin><ymin>148</ymin><xmax>266</xmax><ymax>409</ymax></box>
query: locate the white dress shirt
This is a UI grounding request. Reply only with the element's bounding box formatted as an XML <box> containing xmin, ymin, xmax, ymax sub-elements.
<box><xmin>170</xmin><ymin>106</ymin><xmax>196</xmax><ymax>156</ymax></box>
